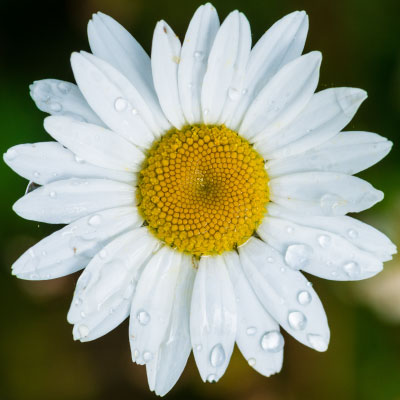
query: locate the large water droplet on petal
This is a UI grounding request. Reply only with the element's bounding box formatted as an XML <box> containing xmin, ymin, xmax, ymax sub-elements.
<box><xmin>347</xmin><ymin>229</ymin><xmax>358</xmax><ymax>239</ymax></box>
<box><xmin>210</xmin><ymin>344</ymin><xmax>225</xmax><ymax>367</ymax></box>
<box><xmin>143</xmin><ymin>351</ymin><xmax>153</xmax><ymax>362</ymax></box>
<box><xmin>285</xmin><ymin>244</ymin><xmax>313</xmax><ymax>270</ymax></box>
<box><xmin>307</xmin><ymin>334</ymin><xmax>328</xmax><ymax>351</ymax></box>
<box><xmin>246</xmin><ymin>327</ymin><xmax>257</xmax><ymax>336</ymax></box>
<box><xmin>260</xmin><ymin>331</ymin><xmax>284</xmax><ymax>352</ymax></box>
<box><xmin>297</xmin><ymin>290</ymin><xmax>312</xmax><ymax>305</ymax></box>
<box><xmin>320</xmin><ymin>193</ymin><xmax>342</xmax><ymax>214</ymax></box>
<box><xmin>88</xmin><ymin>214</ymin><xmax>102</xmax><ymax>226</ymax></box>
<box><xmin>137</xmin><ymin>310</ymin><xmax>151</xmax><ymax>325</ymax></box>
<box><xmin>288</xmin><ymin>311</ymin><xmax>307</xmax><ymax>330</ymax></box>
<box><xmin>343</xmin><ymin>261</ymin><xmax>361</xmax><ymax>279</ymax></box>
<box><xmin>317</xmin><ymin>234</ymin><xmax>331</xmax><ymax>248</ymax></box>
<box><xmin>114</xmin><ymin>97</ymin><xmax>128</xmax><ymax>112</ymax></box>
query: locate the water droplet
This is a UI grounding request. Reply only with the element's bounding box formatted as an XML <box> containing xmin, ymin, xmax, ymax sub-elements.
<box><xmin>317</xmin><ymin>234</ymin><xmax>331</xmax><ymax>248</ymax></box>
<box><xmin>33</xmin><ymin>171</ymin><xmax>40</xmax><ymax>178</ymax></box>
<box><xmin>347</xmin><ymin>229</ymin><xmax>358</xmax><ymax>239</ymax></box>
<box><xmin>241</xmin><ymin>88</ymin><xmax>248</xmax><ymax>95</ymax></box>
<box><xmin>114</xmin><ymin>97</ymin><xmax>128</xmax><ymax>112</ymax></box>
<box><xmin>320</xmin><ymin>193</ymin><xmax>341</xmax><ymax>214</ymax></box>
<box><xmin>5</xmin><ymin>148</ymin><xmax>17</xmax><ymax>160</ymax></box>
<box><xmin>228</xmin><ymin>87</ymin><xmax>240</xmax><ymax>101</ymax></box>
<box><xmin>267</xmin><ymin>257</ymin><xmax>274</xmax><ymax>263</ymax></box>
<box><xmin>286</xmin><ymin>226</ymin><xmax>294</xmax><ymax>234</ymax></box>
<box><xmin>288</xmin><ymin>311</ymin><xmax>307</xmax><ymax>330</ymax></box>
<box><xmin>207</xmin><ymin>374</ymin><xmax>217</xmax><ymax>383</ymax></box>
<box><xmin>98</xmin><ymin>249</ymin><xmax>107</xmax><ymax>259</ymax></box>
<box><xmin>74</xmin><ymin>155</ymin><xmax>84</xmax><ymax>163</ymax></box>
<box><xmin>284</xmin><ymin>244</ymin><xmax>313</xmax><ymax>270</ymax></box>
<box><xmin>210</xmin><ymin>344</ymin><xmax>225</xmax><ymax>367</ymax></box>
<box><xmin>194</xmin><ymin>51</ymin><xmax>204</xmax><ymax>60</ymax></box>
<box><xmin>297</xmin><ymin>290</ymin><xmax>312</xmax><ymax>305</ymax></box>
<box><xmin>80</xmin><ymin>311</ymin><xmax>86</xmax><ymax>318</ymax></box>
<box><xmin>246</xmin><ymin>327</ymin><xmax>257</xmax><ymax>336</ymax></box>
<box><xmin>88</xmin><ymin>214</ymin><xmax>101</xmax><ymax>226</ymax></box>
<box><xmin>123</xmin><ymin>282</ymin><xmax>135</xmax><ymax>299</ymax></box>
<box><xmin>74</xmin><ymin>297</ymin><xmax>83</xmax><ymax>306</ymax></box>
<box><xmin>195</xmin><ymin>344</ymin><xmax>203</xmax><ymax>352</ymax></box>
<box><xmin>78</xmin><ymin>324</ymin><xmax>89</xmax><ymax>338</ymax></box>
<box><xmin>307</xmin><ymin>281</ymin><xmax>313</xmax><ymax>287</ymax></box>
<box><xmin>137</xmin><ymin>310</ymin><xmax>151</xmax><ymax>325</ymax></box>
<box><xmin>307</xmin><ymin>334</ymin><xmax>328</xmax><ymax>351</ymax></box>
<box><xmin>343</xmin><ymin>261</ymin><xmax>361</xmax><ymax>279</ymax></box>
<box><xmin>280</xmin><ymin>267</ymin><xmax>286</xmax><ymax>273</ymax></box>
<box><xmin>131</xmin><ymin>108</ymin><xmax>138</xmax><ymax>115</ymax></box>
<box><xmin>28</xmin><ymin>248</ymin><xmax>35</xmax><ymax>258</ymax></box>
<box><xmin>41</xmin><ymin>250</ymin><xmax>47</xmax><ymax>256</ymax></box>
<box><xmin>49</xmin><ymin>191</ymin><xmax>57</xmax><ymax>198</ymax></box>
<box><xmin>203</xmin><ymin>109</ymin><xmax>209</xmax><ymax>116</ymax></box>
<box><xmin>260</xmin><ymin>331</ymin><xmax>284</xmax><ymax>352</ymax></box>
<box><xmin>49</xmin><ymin>102</ymin><xmax>62</xmax><ymax>112</ymax></box>
<box><xmin>57</xmin><ymin>82</ymin><xmax>71</xmax><ymax>94</ymax></box>
<box><xmin>248</xmin><ymin>358</ymin><xmax>256</xmax><ymax>366</ymax></box>
<box><xmin>143</xmin><ymin>351</ymin><xmax>153</xmax><ymax>362</ymax></box>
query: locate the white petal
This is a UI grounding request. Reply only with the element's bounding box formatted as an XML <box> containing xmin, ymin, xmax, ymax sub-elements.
<box><xmin>130</xmin><ymin>246</ymin><xmax>183</xmax><ymax>365</ymax></box>
<box><xmin>178</xmin><ymin>4</ymin><xmax>219</xmax><ymax>124</ymax></box>
<box><xmin>258</xmin><ymin>216</ymin><xmax>383</xmax><ymax>281</ymax></box>
<box><xmin>12</xmin><ymin>206</ymin><xmax>142</xmax><ymax>280</ymax></box>
<box><xmin>146</xmin><ymin>255</ymin><xmax>195</xmax><ymax>396</ymax></box>
<box><xmin>3</xmin><ymin>142</ymin><xmax>134</xmax><ymax>185</ymax></box>
<box><xmin>228</xmin><ymin>11</ymin><xmax>308</xmax><ymax>129</ymax></box>
<box><xmin>239</xmin><ymin>52</ymin><xmax>321</xmax><ymax>140</ymax></box>
<box><xmin>256</xmin><ymin>88</ymin><xmax>367</xmax><ymax>159</ymax></box>
<box><xmin>69</xmin><ymin>228</ymin><xmax>159</xmax><ymax>342</ymax></box>
<box><xmin>190</xmin><ymin>256</ymin><xmax>237</xmax><ymax>383</ymax></box>
<box><xmin>267</xmin><ymin>130</ymin><xmax>392</xmax><ymax>177</ymax></box>
<box><xmin>269</xmin><ymin>172</ymin><xmax>383</xmax><ymax>216</ymax></box>
<box><xmin>223</xmin><ymin>251</ymin><xmax>283</xmax><ymax>376</ymax></box>
<box><xmin>44</xmin><ymin>116</ymin><xmax>144</xmax><ymax>172</ymax></box>
<box><xmin>267</xmin><ymin>203</ymin><xmax>396</xmax><ymax>262</ymax></box>
<box><xmin>201</xmin><ymin>11</ymin><xmax>251</xmax><ymax>125</ymax></box>
<box><xmin>88</xmin><ymin>12</ymin><xmax>169</xmax><ymax>132</ymax></box>
<box><xmin>29</xmin><ymin>79</ymin><xmax>104</xmax><ymax>125</ymax></box>
<box><xmin>239</xmin><ymin>238</ymin><xmax>330</xmax><ymax>351</ymax></box>
<box><xmin>151</xmin><ymin>21</ymin><xmax>185</xmax><ymax>129</ymax></box>
<box><xmin>13</xmin><ymin>178</ymin><xmax>135</xmax><ymax>224</ymax></box>
<box><xmin>71</xmin><ymin>52</ymin><xmax>159</xmax><ymax>147</ymax></box>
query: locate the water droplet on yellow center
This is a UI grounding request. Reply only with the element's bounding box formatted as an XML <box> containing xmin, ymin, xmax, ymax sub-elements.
<box><xmin>137</xmin><ymin>125</ymin><xmax>269</xmax><ymax>256</ymax></box>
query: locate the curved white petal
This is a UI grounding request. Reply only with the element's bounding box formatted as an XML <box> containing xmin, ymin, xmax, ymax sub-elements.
<box><xmin>130</xmin><ymin>246</ymin><xmax>183</xmax><ymax>365</ymax></box>
<box><xmin>146</xmin><ymin>255</ymin><xmax>195</xmax><ymax>396</ymax></box>
<box><xmin>258</xmin><ymin>216</ymin><xmax>383</xmax><ymax>281</ymax></box>
<box><xmin>29</xmin><ymin>79</ymin><xmax>104</xmax><ymax>125</ymax></box>
<box><xmin>267</xmin><ymin>131</ymin><xmax>392</xmax><ymax>177</ymax></box>
<box><xmin>269</xmin><ymin>172</ymin><xmax>383</xmax><ymax>216</ymax></box>
<box><xmin>267</xmin><ymin>203</ymin><xmax>396</xmax><ymax>262</ymax></box>
<box><xmin>239</xmin><ymin>238</ymin><xmax>330</xmax><ymax>351</ymax></box>
<box><xmin>88</xmin><ymin>12</ymin><xmax>169</xmax><ymax>132</ymax></box>
<box><xmin>224</xmin><ymin>251</ymin><xmax>283</xmax><ymax>376</ymax></box>
<box><xmin>68</xmin><ymin>228</ymin><xmax>159</xmax><ymax>342</ymax></box>
<box><xmin>151</xmin><ymin>21</ymin><xmax>186</xmax><ymax>129</ymax></box>
<box><xmin>228</xmin><ymin>11</ymin><xmax>308</xmax><ymax>129</ymax></box>
<box><xmin>255</xmin><ymin>88</ymin><xmax>367</xmax><ymax>159</ymax></box>
<box><xmin>71</xmin><ymin>52</ymin><xmax>159</xmax><ymax>147</ymax></box>
<box><xmin>44</xmin><ymin>116</ymin><xmax>144</xmax><ymax>172</ymax></box>
<box><xmin>190</xmin><ymin>256</ymin><xmax>237</xmax><ymax>383</ymax></box>
<box><xmin>239</xmin><ymin>52</ymin><xmax>321</xmax><ymax>140</ymax></box>
<box><xmin>3</xmin><ymin>142</ymin><xmax>134</xmax><ymax>185</ymax></box>
<box><xmin>201</xmin><ymin>11</ymin><xmax>251</xmax><ymax>125</ymax></box>
<box><xmin>178</xmin><ymin>4</ymin><xmax>219</xmax><ymax>124</ymax></box>
<box><xmin>12</xmin><ymin>206</ymin><xmax>142</xmax><ymax>280</ymax></box>
<box><xmin>13</xmin><ymin>178</ymin><xmax>135</xmax><ymax>224</ymax></box>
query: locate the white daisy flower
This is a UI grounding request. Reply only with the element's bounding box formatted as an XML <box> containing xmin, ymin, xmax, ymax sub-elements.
<box><xmin>4</xmin><ymin>3</ymin><xmax>396</xmax><ymax>396</ymax></box>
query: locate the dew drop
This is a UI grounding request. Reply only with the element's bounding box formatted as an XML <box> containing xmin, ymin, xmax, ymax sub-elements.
<box><xmin>317</xmin><ymin>234</ymin><xmax>331</xmax><ymax>248</ymax></box>
<box><xmin>347</xmin><ymin>229</ymin><xmax>358</xmax><ymax>239</ymax></box>
<box><xmin>88</xmin><ymin>214</ymin><xmax>102</xmax><ymax>226</ymax></box>
<box><xmin>307</xmin><ymin>334</ymin><xmax>328</xmax><ymax>351</ymax></box>
<box><xmin>286</xmin><ymin>226</ymin><xmax>294</xmax><ymax>234</ymax></box>
<box><xmin>210</xmin><ymin>344</ymin><xmax>225</xmax><ymax>367</ymax></box>
<box><xmin>267</xmin><ymin>257</ymin><xmax>274</xmax><ymax>263</ymax></box>
<box><xmin>228</xmin><ymin>87</ymin><xmax>240</xmax><ymax>101</ymax></box>
<box><xmin>78</xmin><ymin>324</ymin><xmax>90</xmax><ymax>338</ymax></box>
<box><xmin>246</xmin><ymin>326</ymin><xmax>257</xmax><ymax>336</ymax></box>
<box><xmin>137</xmin><ymin>310</ymin><xmax>151</xmax><ymax>325</ymax></box>
<box><xmin>284</xmin><ymin>244</ymin><xmax>313</xmax><ymax>270</ymax></box>
<box><xmin>80</xmin><ymin>311</ymin><xmax>86</xmax><ymax>318</ymax></box>
<box><xmin>207</xmin><ymin>374</ymin><xmax>217</xmax><ymax>383</ymax></box>
<box><xmin>280</xmin><ymin>267</ymin><xmax>286</xmax><ymax>273</ymax></box>
<box><xmin>49</xmin><ymin>102</ymin><xmax>62</xmax><ymax>112</ymax></box>
<box><xmin>203</xmin><ymin>108</ymin><xmax>209</xmax><ymax>116</ymax></box>
<box><xmin>49</xmin><ymin>191</ymin><xmax>57</xmax><ymax>198</ymax></box>
<box><xmin>195</xmin><ymin>344</ymin><xmax>203</xmax><ymax>352</ymax></box>
<box><xmin>288</xmin><ymin>311</ymin><xmax>307</xmax><ymax>330</ymax></box>
<box><xmin>248</xmin><ymin>358</ymin><xmax>256</xmax><ymax>366</ymax></box>
<box><xmin>143</xmin><ymin>351</ymin><xmax>153</xmax><ymax>362</ymax></box>
<box><xmin>114</xmin><ymin>97</ymin><xmax>128</xmax><ymax>112</ymax></box>
<box><xmin>33</xmin><ymin>171</ymin><xmax>40</xmax><ymax>178</ymax></box>
<box><xmin>99</xmin><ymin>249</ymin><xmax>107</xmax><ymax>259</ymax></box>
<box><xmin>5</xmin><ymin>148</ymin><xmax>17</xmax><ymax>160</ymax></box>
<box><xmin>260</xmin><ymin>331</ymin><xmax>284</xmax><ymax>352</ymax></box>
<box><xmin>123</xmin><ymin>282</ymin><xmax>135</xmax><ymax>299</ymax></box>
<box><xmin>57</xmin><ymin>82</ymin><xmax>71</xmax><ymax>94</ymax></box>
<box><xmin>74</xmin><ymin>155</ymin><xmax>85</xmax><ymax>163</ymax></box>
<box><xmin>194</xmin><ymin>51</ymin><xmax>204</xmax><ymax>60</ymax></box>
<box><xmin>131</xmin><ymin>108</ymin><xmax>138</xmax><ymax>115</ymax></box>
<box><xmin>241</xmin><ymin>88</ymin><xmax>248</xmax><ymax>95</ymax></box>
<box><xmin>297</xmin><ymin>290</ymin><xmax>312</xmax><ymax>305</ymax></box>
<box><xmin>343</xmin><ymin>261</ymin><xmax>361</xmax><ymax>279</ymax></box>
<box><xmin>320</xmin><ymin>193</ymin><xmax>341</xmax><ymax>214</ymax></box>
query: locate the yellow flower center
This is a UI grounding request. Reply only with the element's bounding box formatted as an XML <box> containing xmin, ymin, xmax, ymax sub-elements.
<box><xmin>137</xmin><ymin>125</ymin><xmax>269</xmax><ymax>256</ymax></box>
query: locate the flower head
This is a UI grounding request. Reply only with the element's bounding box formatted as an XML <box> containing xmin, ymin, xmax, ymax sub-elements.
<box><xmin>4</xmin><ymin>3</ymin><xmax>396</xmax><ymax>396</ymax></box>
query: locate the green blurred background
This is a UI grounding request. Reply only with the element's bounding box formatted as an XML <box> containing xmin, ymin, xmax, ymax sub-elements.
<box><xmin>1</xmin><ymin>0</ymin><xmax>399</xmax><ymax>399</ymax></box>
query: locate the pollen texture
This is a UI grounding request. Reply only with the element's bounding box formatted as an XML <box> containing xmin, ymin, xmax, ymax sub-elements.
<box><xmin>137</xmin><ymin>125</ymin><xmax>269</xmax><ymax>256</ymax></box>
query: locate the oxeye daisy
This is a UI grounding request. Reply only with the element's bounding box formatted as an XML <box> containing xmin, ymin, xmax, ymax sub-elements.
<box><xmin>4</xmin><ymin>3</ymin><xmax>396</xmax><ymax>396</ymax></box>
